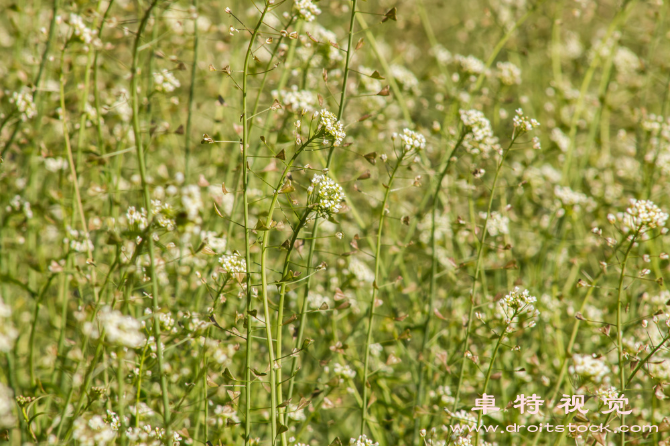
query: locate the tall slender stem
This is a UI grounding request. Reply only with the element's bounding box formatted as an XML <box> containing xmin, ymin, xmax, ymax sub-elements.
<box><xmin>285</xmin><ymin>0</ymin><xmax>357</xmax><ymax>427</ymax></box>
<box><xmin>184</xmin><ymin>0</ymin><xmax>199</xmax><ymax>182</ymax></box>
<box><xmin>360</xmin><ymin>149</ymin><xmax>405</xmax><ymax>436</ymax></box>
<box><xmin>452</xmin><ymin>137</ymin><xmax>516</xmax><ymax>412</ymax></box>
<box><xmin>616</xmin><ymin>233</ymin><xmax>636</xmax><ymax>446</ymax></box>
<box><xmin>241</xmin><ymin>3</ymin><xmax>271</xmax><ymax>444</ymax></box>
<box><xmin>413</xmin><ymin>135</ymin><xmax>464</xmax><ymax>443</ymax></box>
<box><xmin>129</xmin><ymin>1</ymin><xmax>172</xmax><ymax>442</ymax></box>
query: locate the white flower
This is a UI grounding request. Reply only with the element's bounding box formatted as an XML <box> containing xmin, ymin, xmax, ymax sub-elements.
<box><xmin>350</xmin><ymin>434</ymin><xmax>378</xmax><ymax>446</ymax></box>
<box><xmin>625</xmin><ymin>199</ymin><xmax>668</xmax><ymax>230</ymax></box>
<box><xmin>0</xmin><ymin>296</ymin><xmax>18</xmax><ymax>353</ymax></box>
<box><xmin>44</xmin><ymin>157</ymin><xmax>69</xmax><ymax>172</ymax></box>
<box><xmin>334</xmin><ymin>362</ymin><xmax>356</xmax><ymax>378</ymax></box>
<box><xmin>348</xmin><ymin>257</ymin><xmax>374</xmax><ymax>283</ymax></box>
<box><xmin>0</xmin><ymin>382</ymin><xmax>15</xmax><ymax>428</ymax></box>
<box><xmin>569</xmin><ymin>354</ymin><xmax>611</xmax><ymax>383</ymax></box>
<box><xmin>512</xmin><ymin>108</ymin><xmax>540</xmax><ymax>133</ymax></box>
<box><xmin>554</xmin><ymin>186</ymin><xmax>596</xmax><ymax>211</ymax></box>
<box><xmin>275</xmin><ymin>85</ymin><xmax>317</xmax><ymax>112</ymax></box>
<box><xmin>453</xmin><ymin>54</ymin><xmax>486</xmax><ymax>75</ymax></box>
<box><xmin>310</xmin><ymin>174</ymin><xmax>345</xmax><ymax>215</ymax></box>
<box><xmin>480</xmin><ymin>211</ymin><xmax>509</xmax><ymax>236</ymax></box>
<box><xmin>496</xmin><ymin>61</ymin><xmax>521</xmax><ymax>86</ymax></box>
<box><xmin>317</xmin><ymin>109</ymin><xmax>346</xmax><ymax>146</ymax></box>
<box><xmin>390</xmin><ymin>64</ymin><xmax>419</xmax><ymax>92</ymax></box>
<box><xmin>9</xmin><ymin>88</ymin><xmax>37</xmax><ymax>121</ymax></box>
<box><xmin>69</xmin><ymin>14</ymin><xmax>100</xmax><ymax>47</ymax></box>
<box><xmin>64</xmin><ymin>226</ymin><xmax>94</xmax><ymax>253</ymax></box>
<box><xmin>455</xmin><ymin>437</ymin><xmax>472</xmax><ymax>446</ymax></box>
<box><xmin>595</xmin><ymin>386</ymin><xmax>618</xmax><ymax>401</ymax></box>
<box><xmin>72</xmin><ymin>414</ymin><xmax>117</xmax><ymax>446</ymax></box>
<box><xmin>97</xmin><ymin>307</ymin><xmax>146</xmax><ymax>349</ymax></box>
<box><xmin>459</xmin><ymin>109</ymin><xmax>501</xmax><ymax>156</ymax></box>
<box><xmin>153</xmin><ymin>69</ymin><xmax>180</xmax><ymax>93</ymax></box>
<box><xmin>181</xmin><ymin>185</ymin><xmax>203</xmax><ymax>220</ymax></box>
<box><xmin>219</xmin><ymin>254</ymin><xmax>247</xmax><ymax>273</ymax></box>
<box><xmin>499</xmin><ymin>287</ymin><xmax>539</xmax><ymax>318</ymax></box>
<box><xmin>294</xmin><ymin>0</ymin><xmax>321</xmax><ymax>21</ymax></box>
<box><xmin>532</xmin><ymin>136</ymin><xmax>541</xmax><ymax>150</ymax></box>
<box><xmin>126</xmin><ymin>206</ymin><xmax>149</xmax><ymax>230</ymax></box>
<box><xmin>396</xmin><ymin>128</ymin><xmax>426</xmax><ymax>151</ymax></box>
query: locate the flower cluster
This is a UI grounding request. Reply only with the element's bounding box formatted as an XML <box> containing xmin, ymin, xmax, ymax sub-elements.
<box><xmin>153</xmin><ymin>69</ymin><xmax>181</xmax><ymax>93</ymax></box>
<box><xmin>554</xmin><ymin>186</ymin><xmax>596</xmax><ymax>212</ymax></box>
<box><xmin>181</xmin><ymin>184</ymin><xmax>203</xmax><ymax>220</ymax></box>
<box><xmin>97</xmin><ymin>307</ymin><xmax>146</xmax><ymax>349</ymax></box>
<box><xmin>481</xmin><ymin>211</ymin><xmax>509</xmax><ymax>236</ymax></box>
<box><xmin>317</xmin><ymin>109</ymin><xmax>346</xmax><ymax>146</ymax></box>
<box><xmin>219</xmin><ymin>253</ymin><xmax>247</xmax><ymax>273</ymax></box>
<box><xmin>496</xmin><ymin>61</ymin><xmax>522</xmax><ymax>86</ymax></box>
<box><xmin>44</xmin><ymin>157</ymin><xmax>69</xmax><ymax>172</ymax></box>
<box><xmin>275</xmin><ymin>85</ymin><xmax>317</xmax><ymax>113</ymax></box>
<box><xmin>333</xmin><ymin>362</ymin><xmax>356</xmax><ymax>379</ymax></box>
<box><xmin>125</xmin><ymin>423</ymin><xmax>182</xmax><ymax>446</ymax></box>
<box><xmin>455</xmin><ymin>437</ymin><xmax>472</xmax><ymax>446</ymax></box>
<box><xmin>294</xmin><ymin>0</ymin><xmax>321</xmax><ymax>21</ymax></box>
<box><xmin>0</xmin><ymin>383</ymin><xmax>15</xmax><ymax>428</ymax></box>
<box><xmin>459</xmin><ymin>109</ymin><xmax>501</xmax><ymax>156</ymax></box>
<box><xmin>9</xmin><ymin>89</ymin><xmax>37</xmax><ymax>121</ymax></box>
<box><xmin>569</xmin><ymin>354</ymin><xmax>611</xmax><ymax>383</ymax></box>
<box><xmin>625</xmin><ymin>199</ymin><xmax>668</xmax><ymax>231</ymax></box>
<box><xmin>512</xmin><ymin>108</ymin><xmax>540</xmax><ymax>134</ymax></box>
<box><xmin>453</xmin><ymin>54</ymin><xmax>486</xmax><ymax>75</ymax></box>
<box><xmin>208</xmin><ymin>404</ymin><xmax>240</xmax><ymax>427</ymax></box>
<box><xmin>151</xmin><ymin>200</ymin><xmax>176</xmax><ymax>231</ymax></box>
<box><xmin>7</xmin><ymin>195</ymin><xmax>33</xmax><ymax>219</ymax></box>
<box><xmin>72</xmin><ymin>414</ymin><xmax>117</xmax><ymax>446</ymax></box>
<box><xmin>390</xmin><ymin>64</ymin><xmax>420</xmax><ymax>93</ymax></box>
<box><xmin>69</xmin><ymin>14</ymin><xmax>100</xmax><ymax>47</ymax></box>
<box><xmin>0</xmin><ymin>296</ymin><xmax>18</xmax><ymax>353</ymax></box>
<box><xmin>64</xmin><ymin>226</ymin><xmax>94</xmax><ymax>253</ymax></box>
<box><xmin>595</xmin><ymin>386</ymin><xmax>618</xmax><ymax>401</ymax></box>
<box><xmin>126</xmin><ymin>206</ymin><xmax>149</xmax><ymax>230</ymax></box>
<box><xmin>394</xmin><ymin>128</ymin><xmax>426</xmax><ymax>151</ymax></box>
<box><xmin>499</xmin><ymin>287</ymin><xmax>538</xmax><ymax>315</ymax></box>
<box><xmin>350</xmin><ymin>435</ymin><xmax>379</xmax><ymax>446</ymax></box>
<box><xmin>309</xmin><ymin>174</ymin><xmax>345</xmax><ymax>215</ymax></box>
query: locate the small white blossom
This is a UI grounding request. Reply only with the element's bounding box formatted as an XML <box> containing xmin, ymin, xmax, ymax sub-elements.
<box><xmin>570</xmin><ymin>354</ymin><xmax>611</xmax><ymax>383</ymax></box>
<box><xmin>219</xmin><ymin>254</ymin><xmax>247</xmax><ymax>273</ymax></box>
<box><xmin>512</xmin><ymin>108</ymin><xmax>540</xmax><ymax>134</ymax></box>
<box><xmin>309</xmin><ymin>174</ymin><xmax>345</xmax><ymax>215</ymax></box>
<box><xmin>350</xmin><ymin>434</ymin><xmax>379</xmax><ymax>446</ymax></box>
<box><xmin>496</xmin><ymin>61</ymin><xmax>521</xmax><ymax>86</ymax></box>
<box><xmin>396</xmin><ymin>128</ymin><xmax>426</xmax><ymax>151</ymax></box>
<box><xmin>9</xmin><ymin>88</ymin><xmax>37</xmax><ymax>121</ymax></box>
<box><xmin>317</xmin><ymin>109</ymin><xmax>346</xmax><ymax>146</ymax></box>
<box><xmin>625</xmin><ymin>199</ymin><xmax>668</xmax><ymax>230</ymax></box>
<box><xmin>153</xmin><ymin>69</ymin><xmax>181</xmax><ymax>93</ymax></box>
<box><xmin>294</xmin><ymin>0</ymin><xmax>321</xmax><ymax>21</ymax></box>
<box><xmin>97</xmin><ymin>307</ymin><xmax>146</xmax><ymax>349</ymax></box>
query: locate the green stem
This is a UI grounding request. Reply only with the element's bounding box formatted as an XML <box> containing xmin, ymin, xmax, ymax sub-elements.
<box><xmin>616</xmin><ymin>233</ymin><xmax>637</xmax><ymax>446</ymax></box>
<box><xmin>184</xmin><ymin>0</ymin><xmax>199</xmax><ymax>182</ymax></box>
<box><xmin>360</xmin><ymin>148</ymin><xmax>406</xmax><ymax>436</ymax></box>
<box><xmin>562</xmin><ymin>0</ymin><xmax>637</xmax><ymax>182</ymax></box>
<box><xmin>129</xmin><ymin>1</ymin><xmax>172</xmax><ymax>442</ymax></box>
<box><xmin>412</xmin><ymin>134</ymin><xmax>465</xmax><ymax>442</ymax></box>
<box><xmin>474</xmin><ymin>320</ymin><xmax>512</xmax><ymax>446</ymax></box>
<box><xmin>452</xmin><ymin>136</ymin><xmax>516</xmax><ymax>412</ymax></box>
<box><xmin>241</xmin><ymin>3</ymin><xmax>271</xmax><ymax>444</ymax></box>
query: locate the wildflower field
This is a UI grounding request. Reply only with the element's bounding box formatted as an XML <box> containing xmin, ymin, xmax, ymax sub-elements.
<box><xmin>3</xmin><ymin>0</ymin><xmax>670</xmax><ymax>445</ymax></box>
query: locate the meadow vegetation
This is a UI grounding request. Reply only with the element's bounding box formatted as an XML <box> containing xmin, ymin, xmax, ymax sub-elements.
<box><xmin>2</xmin><ymin>0</ymin><xmax>670</xmax><ymax>445</ymax></box>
